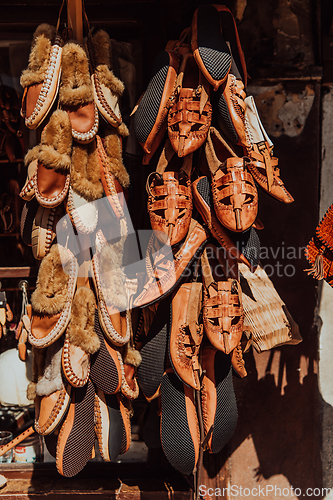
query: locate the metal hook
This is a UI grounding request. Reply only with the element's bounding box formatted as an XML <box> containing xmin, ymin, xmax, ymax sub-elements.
<box><xmin>18</xmin><ymin>280</ymin><xmax>28</xmax><ymax>292</ymax></box>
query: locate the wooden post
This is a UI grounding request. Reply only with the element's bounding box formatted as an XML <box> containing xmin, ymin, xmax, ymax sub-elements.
<box><xmin>67</xmin><ymin>0</ymin><xmax>83</xmax><ymax>43</ymax></box>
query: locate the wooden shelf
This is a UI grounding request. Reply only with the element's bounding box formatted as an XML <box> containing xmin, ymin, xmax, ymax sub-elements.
<box><xmin>0</xmin><ymin>267</ymin><xmax>37</xmax><ymax>278</ymax></box>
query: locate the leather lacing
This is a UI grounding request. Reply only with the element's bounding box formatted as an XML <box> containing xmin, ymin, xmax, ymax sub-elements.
<box><xmin>35</xmin><ymin>387</ymin><xmax>69</xmax><ymax>435</ymax></box>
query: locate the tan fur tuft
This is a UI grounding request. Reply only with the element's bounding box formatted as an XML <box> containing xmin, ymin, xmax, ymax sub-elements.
<box><xmin>92</xmin><ymin>30</ymin><xmax>112</xmax><ymax>68</ymax></box>
<box><xmin>38</xmin><ymin>109</ymin><xmax>72</xmax><ymax>171</ymax></box>
<box><xmin>27</xmin><ymin>382</ymin><xmax>37</xmax><ymax>401</ymax></box>
<box><xmin>96</xmin><ymin>65</ymin><xmax>125</xmax><ymax>96</ymax></box>
<box><xmin>59</xmin><ymin>42</ymin><xmax>94</xmax><ymax>107</ymax></box>
<box><xmin>123</xmin><ymin>345</ymin><xmax>142</xmax><ymax>367</ymax></box>
<box><xmin>24</xmin><ymin>145</ymin><xmax>40</xmax><ymax>167</ymax></box>
<box><xmin>103</xmin><ymin>130</ymin><xmax>130</xmax><ymax>188</ymax></box>
<box><xmin>118</xmin><ymin>122</ymin><xmax>130</xmax><ymax>138</ymax></box>
<box><xmin>67</xmin><ymin>287</ymin><xmax>100</xmax><ymax>354</ymax></box>
<box><xmin>100</xmin><ymin>242</ymin><xmax>127</xmax><ymax>311</ymax></box>
<box><xmin>70</xmin><ymin>142</ymin><xmax>103</xmax><ymax>201</ymax></box>
<box><xmin>31</xmin><ymin>244</ymin><xmax>72</xmax><ymax>315</ymax></box>
<box><xmin>20</xmin><ymin>24</ymin><xmax>56</xmax><ymax>88</ymax></box>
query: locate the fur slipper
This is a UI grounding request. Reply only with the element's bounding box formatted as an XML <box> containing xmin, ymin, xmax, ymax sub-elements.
<box><xmin>20</xmin><ymin>24</ymin><xmax>63</xmax><ymax>129</ymax></box>
<box><xmin>59</xmin><ymin>42</ymin><xmax>99</xmax><ymax>144</ymax></box>
<box><xmin>35</xmin><ymin>338</ymin><xmax>64</xmax><ymax>397</ymax></box>
<box><xmin>70</xmin><ymin>141</ymin><xmax>104</xmax><ymax>202</ymax></box>
<box><xmin>56</xmin><ymin>379</ymin><xmax>95</xmax><ymax>477</ymax></box>
<box><xmin>90</xmin><ymin>30</ymin><xmax>126</xmax><ymax>129</ymax></box>
<box><xmin>30</xmin><ymin>244</ymin><xmax>78</xmax><ymax>348</ymax></box>
<box><xmin>102</xmin><ymin>131</ymin><xmax>130</xmax><ymax>188</ymax></box>
<box><xmin>94</xmin><ymin>389</ymin><xmax>123</xmax><ymax>461</ymax></box>
<box><xmin>20</xmin><ymin>157</ymin><xmax>38</xmax><ymax>201</ymax></box>
<box><xmin>91</xmin><ymin>230</ymin><xmax>130</xmax><ymax>346</ymax></box>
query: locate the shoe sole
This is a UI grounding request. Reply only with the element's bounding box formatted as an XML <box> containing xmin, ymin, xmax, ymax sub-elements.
<box><xmin>94</xmin><ymin>389</ymin><xmax>123</xmax><ymax>461</ymax></box>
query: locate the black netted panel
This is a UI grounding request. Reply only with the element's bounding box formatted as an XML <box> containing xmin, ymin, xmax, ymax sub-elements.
<box><xmin>137</xmin><ymin>298</ymin><xmax>170</xmax><ymax>398</ymax></box>
<box><xmin>197</xmin><ymin>176</ymin><xmax>213</xmax><ymax>208</ymax></box>
<box><xmin>217</xmin><ymin>92</ymin><xmax>239</xmax><ymax>144</ymax></box>
<box><xmin>61</xmin><ymin>380</ymin><xmax>95</xmax><ymax>477</ymax></box>
<box><xmin>196</xmin><ymin>5</ymin><xmax>231</xmax><ymax>82</ymax></box>
<box><xmin>90</xmin><ymin>311</ymin><xmax>120</xmax><ymax>394</ymax></box>
<box><xmin>243</xmin><ymin>228</ymin><xmax>260</xmax><ymax>269</ymax></box>
<box><xmin>134</xmin><ymin>50</ymin><xmax>170</xmax><ymax>144</ymax></box>
<box><xmin>160</xmin><ymin>372</ymin><xmax>197</xmax><ymax>475</ymax></box>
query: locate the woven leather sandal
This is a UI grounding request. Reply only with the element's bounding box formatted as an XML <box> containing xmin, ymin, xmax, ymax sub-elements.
<box><xmin>94</xmin><ymin>388</ymin><xmax>123</xmax><ymax>461</ymax></box>
<box><xmin>134</xmin><ymin>50</ymin><xmax>181</xmax><ymax>163</ymax></box>
<box><xmin>168</xmin><ymin>53</ymin><xmax>212</xmax><ymax>157</ymax></box>
<box><xmin>191</xmin><ymin>4</ymin><xmax>231</xmax><ymax>91</ymax></box>
<box><xmin>30</xmin><ymin>244</ymin><xmax>78</xmax><ymax>348</ymax></box>
<box><xmin>201</xmin><ymin>346</ymin><xmax>237</xmax><ymax>453</ymax></box>
<box><xmin>20</xmin><ymin>24</ymin><xmax>63</xmax><ymax>129</ymax></box>
<box><xmin>245</xmin><ymin>95</ymin><xmax>294</xmax><ymax>203</ymax></box>
<box><xmin>160</xmin><ymin>368</ymin><xmax>200</xmax><ymax>475</ymax></box>
<box><xmin>230</xmin><ymin>340</ymin><xmax>247</xmax><ymax>378</ymax></box>
<box><xmin>59</xmin><ymin>42</ymin><xmax>98</xmax><ymax>144</ymax></box>
<box><xmin>34</xmin><ymin>385</ymin><xmax>72</xmax><ymax>436</ymax></box>
<box><xmin>206</xmin><ymin>128</ymin><xmax>258</xmax><ymax>232</ymax></box>
<box><xmin>168</xmin><ymin>282</ymin><xmax>203</xmax><ymax>390</ymax></box>
<box><xmin>56</xmin><ymin>379</ymin><xmax>95</xmax><ymax>477</ymax></box>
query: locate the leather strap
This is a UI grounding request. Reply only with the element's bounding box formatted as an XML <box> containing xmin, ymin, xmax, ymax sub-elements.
<box><xmin>205</xmin><ymin>127</ymin><xmax>237</xmax><ymax>174</ymax></box>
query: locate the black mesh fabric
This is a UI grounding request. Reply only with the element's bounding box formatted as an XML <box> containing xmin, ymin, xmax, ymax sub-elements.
<box><xmin>137</xmin><ymin>298</ymin><xmax>171</xmax><ymax>398</ymax></box>
<box><xmin>90</xmin><ymin>311</ymin><xmax>120</xmax><ymax>394</ymax></box>
<box><xmin>160</xmin><ymin>371</ymin><xmax>197</xmax><ymax>475</ymax></box>
<box><xmin>60</xmin><ymin>379</ymin><xmax>95</xmax><ymax>477</ymax></box>
<box><xmin>197</xmin><ymin>176</ymin><xmax>213</xmax><ymax>208</ymax></box>
<box><xmin>196</xmin><ymin>4</ymin><xmax>231</xmax><ymax>82</ymax></box>
<box><xmin>216</xmin><ymin>92</ymin><xmax>239</xmax><ymax>144</ymax></box>
<box><xmin>243</xmin><ymin>228</ymin><xmax>260</xmax><ymax>269</ymax></box>
<box><xmin>211</xmin><ymin>352</ymin><xmax>238</xmax><ymax>454</ymax></box>
<box><xmin>134</xmin><ymin>50</ymin><xmax>170</xmax><ymax>144</ymax></box>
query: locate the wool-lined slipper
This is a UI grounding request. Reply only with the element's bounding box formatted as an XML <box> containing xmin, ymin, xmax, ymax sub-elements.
<box><xmin>169</xmin><ymin>282</ymin><xmax>203</xmax><ymax>390</ymax></box>
<box><xmin>35</xmin><ymin>386</ymin><xmax>72</xmax><ymax>436</ymax></box>
<box><xmin>192</xmin><ymin>176</ymin><xmax>252</xmax><ymax>269</ymax></box>
<box><xmin>147</xmin><ymin>169</ymin><xmax>192</xmax><ymax>247</ymax></box>
<box><xmin>90</xmin><ymin>310</ymin><xmax>122</xmax><ymax>394</ymax></box>
<box><xmin>134</xmin><ymin>50</ymin><xmax>180</xmax><ymax>162</ymax></box>
<box><xmin>133</xmin><ymin>219</ymin><xmax>208</xmax><ymax>308</ymax></box>
<box><xmin>160</xmin><ymin>368</ymin><xmax>200</xmax><ymax>475</ymax></box>
<box><xmin>94</xmin><ymin>388</ymin><xmax>123</xmax><ymax>461</ymax></box>
<box><xmin>90</xmin><ymin>30</ymin><xmax>126</xmax><ymax>129</ymax></box>
<box><xmin>31</xmin><ymin>205</ymin><xmax>63</xmax><ymax>260</ymax></box>
<box><xmin>70</xmin><ymin>141</ymin><xmax>104</xmax><ymax>202</ymax></box>
<box><xmin>91</xmin><ymin>230</ymin><xmax>130</xmax><ymax>346</ymax></box>
<box><xmin>137</xmin><ymin>298</ymin><xmax>171</xmax><ymax>400</ymax></box>
<box><xmin>30</xmin><ymin>244</ymin><xmax>78</xmax><ymax>348</ymax></box>
<box><xmin>191</xmin><ymin>4</ymin><xmax>231</xmax><ymax>91</ymax></box>
<box><xmin>201</xmin><ymin>347</ymin><xmax>238</xmax><ymax>453</ymax></box>
<box><xmin>62</xmin><ymin>335</ymin><xmax>90</xmax><ymax>389</ymax></box>
<box><xmin>244</xmin><ymin>95</ymin><xmax>294</xmax><ymax>203</ymax></box>
<box><xmin>59</xmin><ymin>42</ymin><xmax>99</xmax><ymax>144</ymax></box>
<box><xmin>20</xmin><ymin>154</ymin><xmax>38</xmax><ymax>201</ymax></box>
<box><xmin>20</xmin><ymin>24</ymin><xmax>62</xmax><ymax>129</ymax></box>
<box><xmin>168</xmin><ymin>53</ymin><xmax>212</xmax><ymax>157</ymax></box>
<box><xmin>65</xmin><ymin>186</ymin><xmax>98</xmax><ymax>234</ymax></box>
<box><xmin>119</xmin><ymin>346</ymin><xmax>141</xmax><ymax>400</ymax></box>
<box><xmin>56</xmin><ymin>379</ymin><xmax>95</xmax><ymax>477</ymax></box>
<box><xmin>34</xmin><ymin>109</ymin><xmax>72</xmax><ymax>208</ymax></box>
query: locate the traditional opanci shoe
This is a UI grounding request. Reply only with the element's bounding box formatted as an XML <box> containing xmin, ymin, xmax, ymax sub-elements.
<box><xmin>20</xmin><ymin>24</ymin><xmax>63</xmax><ymax>129</ymax></box>
<box><xmin>230</xmin><ymin>340</ymin><xmax>247</xmax><ymax>378</ymax></box>
<box><xmin>34</xmin><ymin>386</ymin><xmax>72</xmax><ymax>436</ymax></box>
<box><xmin>94</xmin><ymin>388</ymin><xmax>124</xmax><ymax>461</ymax></box>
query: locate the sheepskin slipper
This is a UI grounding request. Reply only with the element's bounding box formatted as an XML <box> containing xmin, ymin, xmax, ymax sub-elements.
<box><xmin>91</xmin><ymin>230</ymin><xmax>131</xmax><ymax>346</ymax></box>
<box><xmin>20</xmin><ymin>157</ymin><xmax>38</xmax><ymax>201</ymax></box>
<box><xmin>61</xmin><ymin>335</ymin><xmax>90</xmax><ymax>388</ymax></box>
<box><xmin>90</xmin><ymin>30</ymin><xmax>125</xmax><ymax>129</ymax></box>
<box><xmin>90</xmin><ymin>310</ymin><xmax>122</xmax><ymax>395</ymax></box>
<box><xmin>20</xmin><ymin>24</ymin><xmax>63</xmax><ymax>129</ymax></box>
<box><xmin>65</xmin><ymin>186</ymin><xmax>98</xmax><ymax>234</ymax></box>
<box><xmin>70</xmin><ymin>141</ymin><xmax>104</xmax><ymax>202</ymax></box>
<box><xmin>31</xmin><ymin>205</ymin><xmax>63</xmax><ymax>260</ymax></box>
<box><xmin>94</xmin><ymin>388</ymin><xmax>123</xmax><ymax>461</ymax></box>
<box><xmin>29</xmin><ymin>244</ymin><xmax>78</xmax><ymax>348</ymax></box>
<box><xmin>56</xmin><ymin>379</ymin><xmax>95</xmax><ymax>477</ymax></box>
<box><xmin>34</xmin><ymin>109</ymin><xmax>72</xmax><ymax>208</ymax></box>
<box><xmin>34</xmin><ymin>385</ymin><xmax>72</xmax><ymax>436</ymax></box>
<box><xmin>118</xmin><ymin>352</ymin><xmax>140</xmax><ymax>401</ymax></box>
<box><xmin>59</xmin><ymin>42</ymin><xmax>99</xmax><ymax>144</ymax></box>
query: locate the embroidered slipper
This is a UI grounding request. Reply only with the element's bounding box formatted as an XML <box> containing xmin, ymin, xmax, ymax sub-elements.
<box><xmin>137</xmin><ymin>298</ymin><xmax>171</xmax><ymax>400</ymax></box>
<box><xmin>35</xmin><ymin>386</ymin><xmax>72</xmax><ymax>436</ymax></box>
<box><xmin>134</xmin><ymin>219</ymin><xmax>208</xmax><ymax>308</ymax></box>
<box><xmin>90</xmin><ymin>310</ymin><xmax>122</xmax><ymax>395</ymax></box>
<box><xmin>62</xmin><ymin>335</ymin><xmax>90</xmax><ymax>389</ymax></box>
<box><xmin>160</xmin><ymin>368</ymin><xmax>200</xmax><ymax>475</ymax></box>
<box><xmin>168</xmin><ymin>282</ymin><xmax>203</xmax><ymax>390</ymax></box>
<box><xmin>191</xmin><ymin>4</ymin><xmax>231</xmax><ymax>91</ymax></box>
<box><xmin>89</xmin><ymin>30</ymin><xmax>126</xmax><ymax>130</ymax></box>
<box><xmin>56</xmin><ymin>379</ymin><xmax>96</xmax><ymax>477</ymax></box>
<box><xmin>20</xmin><ymin>153</ymin><xmax>38</xmax><ymax>201</ymax></box>
<box><xmin>201</xmin><ymin>347</ymin><xmax>238</xmax><ymax>453</ymax></box>
<box><xmin>133</xmin><ymin>50</ymin><xmax>180</xmax><ymax>163</ymax></box>
<box><xmin>168</xmin><ymin>53</ymin><xmax>212</xmax><ymax>157</ymax></box>
<box><xmin>30</xmin><ymin>244</ymin><xmax>78</xmax><ymax>348</ymax></box>
<box><xmin>59</xmin><ymin>42</ymin><xmax>99</xmax><ymax>144</ymax></box>
<box><xmin>244</xmin><ymin>95</ymin><xmax>294</xmax><ymax>203</ymax></box>
<box><xmin>34</xmin><ymin>109</ymin><xmax>72</xmax><ymax>208</ymax></box>
<box><xmin>91</xmin><ymin>230</ymin><xmax>130</xmax><ymax>346</ymax></box>
<box><xmin>94</xmin><ymin>388</ymin><xmax>123</xmax><ymax>461</ymax></box>
<box><xmin>20</xmin><ymin>24</ymin><xmax>62</xmax><ymax>129</ymax></box>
